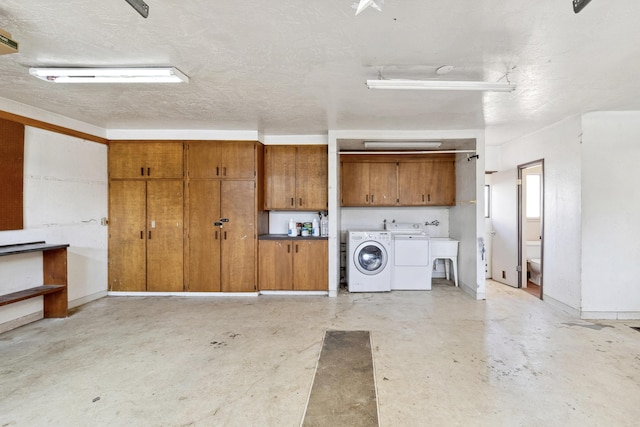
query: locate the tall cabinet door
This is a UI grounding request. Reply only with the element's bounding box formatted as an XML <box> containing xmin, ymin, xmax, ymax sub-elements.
<box><xmin>264</xmin><ymin>146</ymin><xmax>297</xmax><ymax>209</ymax></box>
<box><xmin>221</xmin><ymin>181</ymin><xmax>256</xmax><ymax>292</ymax></box>
<box><xmin>296</xmin><ymin>145</ymin><xmax>328</xmax><ymax>210</ymax></box>
<box><xmin>187</xmin><ymin>180</ymin><xmax>221</xmax><ymax>292</ymax></box>
<box><xmin>109</xmin><ymin>180</ymin><xmax>147</xmax><ymax>291</ymax></box>
<box><xmin>146</xmin><ymin>180</ymin><xmax>184</xmax><ymax>292</ymax></box>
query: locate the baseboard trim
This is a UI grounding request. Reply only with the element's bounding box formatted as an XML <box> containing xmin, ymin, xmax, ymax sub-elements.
<box><xmin>0</xmin><ymin>311</ymin><xmax>42</xmax><ymax>334</ymax></box>
<box><xmin>581</xmin><ymin>311</ymin><xmax>640</xmax><ymax>320</ymax></box>
<box><xmin>544</xmin><ymin>294</ymin><xmax>580</xmax><ymax>318</ymax></box>
<box><xmin>69</xmin><ymin>290</ymin><xmax>107</xmax><ymax>309</ymax></box>
<box><xmin>107</xmin><ymin>291</ymin><xmax>260</xmax><ymax>297</ymax></box>
<box><xmin>260</xmin><ymin>291</ymin><xmax>328</xmax><ymax>296</ymax></box>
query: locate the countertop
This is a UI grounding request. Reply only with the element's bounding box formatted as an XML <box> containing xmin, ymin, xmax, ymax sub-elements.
<box><xmin>259</xmin><ymin>234</ymin><xmax>328</xmax><ymax>241</ymax></box>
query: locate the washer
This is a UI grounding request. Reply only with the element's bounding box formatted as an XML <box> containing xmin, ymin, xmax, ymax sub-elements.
<box><xmin>347</xmin><ymin>231</ymin><xmax>392</xmax><ymax>292</ymax></box>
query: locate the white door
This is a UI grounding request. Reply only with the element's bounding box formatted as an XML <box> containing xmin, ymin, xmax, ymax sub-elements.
<box><xmin>491</xmin><ymin>169</ymin><xmax>518</xmax><ymax>287</ymax></box>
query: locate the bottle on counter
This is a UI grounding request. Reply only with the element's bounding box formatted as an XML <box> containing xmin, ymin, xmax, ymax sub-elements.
<box><xmin>288</xmin><ymin>218</ymin><xmax>296</xmax><ymax>237</ymax></box>
<box><xmin>320</xmin><ymin>213</ymin><xmax>329</xmax><ymax>237</ymax></box>
<box><xmin>312</xmin><ymin>218</ymin><xmax>320</xmax><ymax>237</ymax></box>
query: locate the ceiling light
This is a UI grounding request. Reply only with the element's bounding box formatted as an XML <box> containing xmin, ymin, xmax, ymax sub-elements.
<box><xmin>29</xmin><ymin>67</ymin><xmax>189</xmax><ymax>83</ymax></box>
<box><xmin>364</xmin><ymin>141</ymin><xmax>442</xmax><ymax>149</ymax></box>
<box><xmin>366</xmin><ymin>79</ymin><xmax>516</xmax><ymax>92</ymax></box>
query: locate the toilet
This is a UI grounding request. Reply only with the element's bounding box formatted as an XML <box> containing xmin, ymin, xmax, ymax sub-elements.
<box><xmin>526</xmin><ymin>241</ymin><xmax>542</xmax><ymax>285</ymax></box>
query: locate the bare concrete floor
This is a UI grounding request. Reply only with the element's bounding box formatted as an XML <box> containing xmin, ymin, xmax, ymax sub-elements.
<box><xmin>1</xmin><ymin>280</ymin><xmax>640</xmax><ymax>426</ymax></box>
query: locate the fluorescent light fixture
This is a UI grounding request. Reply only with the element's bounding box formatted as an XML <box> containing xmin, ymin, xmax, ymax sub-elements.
<box><xmin>366</xmin><ymin>79</ymin><xmax>516</xmax><ymax>92</ymax></box>
<box><xmin>29</xmin><ymin>67</ymin><xmax>189</xmax><ymax>83</ymax></box>
<box><xmin>364</xmin><ymin>141</ymin><xmax>442</xmax><ymax>149</ymax></box>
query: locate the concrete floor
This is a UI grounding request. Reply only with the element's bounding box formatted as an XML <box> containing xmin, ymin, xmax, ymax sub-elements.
<box><xmin>1</xmin><ymin>280</ymin><xmax>639</xmax><ymax>426</ymax></box>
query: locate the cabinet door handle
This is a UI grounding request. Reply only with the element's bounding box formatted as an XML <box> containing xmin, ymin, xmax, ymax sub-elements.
<box><xmin>290</xmin><ymin>197</ymin><xmax>294</xmax><ymax>207</ymax></box>
<box><xmin>299</xmin><ymin>198</ymin><xmax>303</xmax><ymax>206</ymax></box>
<box><xmin>365</xmin><ymin>194</ymin><xmax>369</xmax><ymax>202</ymax></box>
<box><xmin>147</xmin><ymin>167</ymin><xmax>151</xmax><ymax>176</ymax></box>
<box><xmin>223</xmin><ymin>167</ymin><xmax>227</xmax><ymax>176</ymax></box>
<box><xmin>224</xmin><ymin>231</ymin><xmax>227</xmax><ymax>240</ymax></box>
<box><xmin>215</xmin><ymin>230</ymin><xmax>218</xmax><ymax>240</ymax></box>
<box><xmin>140</xmin><ymin>231</ymin><xmax>144</xmax><ymax>239</ymax></box>
<box><xmin>295</xmin><ymin>244</ymin><xmax>298</xmax><ymax>253</ymax></box>
<box><xmin>287</xmin><ymin>244</ymin><xmax>291</xmax><ymax>253</ymax></box>
<box><xmin>422</xmin><ymin>194</ymin><xmax>425</xmax><ymax>202</ymax></box>
<box><xmin>140</xmin><ymin>167</ymin><xmax>144</xmax><ymax>176</ymax></box>
<box><xmin>428</xmin><ymin>194</ymin><xmax>431</xmax><ymax>202</ymax></box>
<box><xmin>216</xmin><ymin>166</ymin><xmax>220</xmax><ymax>176</ymax></box>
<box><xmin>371</xmin><ymin>195</ymin><xmax>375</xmax><ymax>203</ymax></box>
<box><xmin>148</xmin><ymin>231</ymin><xmax>152</xmax><ymax>239</ymax></box>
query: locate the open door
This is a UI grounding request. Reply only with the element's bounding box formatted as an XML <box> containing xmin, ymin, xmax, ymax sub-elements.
<box><xmin>491</xmin><ymin>169</ymin><xmax>518</xmax><ymax>287</ymax></box>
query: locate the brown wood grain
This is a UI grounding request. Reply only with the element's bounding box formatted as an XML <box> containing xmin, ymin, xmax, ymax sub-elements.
<box><xmin>0</xmin><ymin>118</ymin><xmax>24</xmax><ymax>231</ymax></box>
<box><xmin>293</xmin><ymin>240</ymin><xmax>328</xmax><ymax>291</ymax></box>
<box><xmin>258</xmin><ymin>240</ymin><xmax>293</xmax><ymax>290</ymax></box>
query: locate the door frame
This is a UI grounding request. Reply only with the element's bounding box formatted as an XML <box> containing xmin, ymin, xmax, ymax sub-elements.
<box><xmin>517</xmin><ymin>159</ymin><xmax>544</xmax><ymax>297</ymax></box>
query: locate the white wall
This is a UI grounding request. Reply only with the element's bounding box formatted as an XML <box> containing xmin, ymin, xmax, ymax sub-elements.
<box><xmin>498</xmin><ymin>115</ymin><xmax>583</xmax><ymax>311</ymax></box>
<box><xmin>0</xmin><ymin>127</ymin><xmax>108</xmax><ymax>331</ymax></box>
<box><xmin>580</xmin><ymin>112</ymin><xmax>640</xmax><ymax>319</ymax></box>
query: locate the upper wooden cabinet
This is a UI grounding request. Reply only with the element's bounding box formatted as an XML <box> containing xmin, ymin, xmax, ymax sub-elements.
<box><xmin>264</xmin><ymin>145</ymin><xmax>328</xmax><ymax>210</ymax></box>
<box><xmin>109</xmin><ymin>141</ymin><xmax>184</xmax><ymax>179</ymax></box>
<box><xmin>187</xmin><ymin>141</ymin><xmax>256</xmax><ymax>179</ymax></box>
<box><xmin>397</xmin><ymin>158</ymin><xmax>455</xmax><ymax>206</ymax></box>
<box><xmin>341</xmin><ymin>154</ymin><xmax>455</xmax><ymax>207</ymax></box>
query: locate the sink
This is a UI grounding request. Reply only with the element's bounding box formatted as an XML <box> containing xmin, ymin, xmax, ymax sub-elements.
<box><xmin>430</xmin><ymin>238</ymin><xmax>458</xmax><ymax>257</ymax></box>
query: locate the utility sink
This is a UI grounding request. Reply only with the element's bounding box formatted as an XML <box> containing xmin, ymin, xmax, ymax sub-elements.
<box><xmin>430</xmin><ymin>238</ymin><xmax>459</xmax><ymax>257</ymax></box>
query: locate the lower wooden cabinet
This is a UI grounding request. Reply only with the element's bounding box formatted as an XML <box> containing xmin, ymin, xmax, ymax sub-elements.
<box><xmin>187</xmin><ymin>180</ymin><xmax>257</xmax><ymax>292</ymax></box>
<box><xmin>259</xmin><ymin>239</ymin><xmax>328</xmax><ymax>291</ymax></box>
<box><xmin>109</xmin><ymin>180</ymin><xmax>184</xmax><ymax>292</ymax></box>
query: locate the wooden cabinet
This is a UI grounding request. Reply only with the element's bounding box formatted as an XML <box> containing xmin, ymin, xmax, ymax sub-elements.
<box><xmin>259</xmin><ymin>239</ymin><xmax>328</xmax><ymax>291</ymax></box>
<box><xmin>188</xmin><ymin>180</ymin><xmax>256</xmax><ymax>292</ymax></box>
<box><xmin>264</xmin><ymin>145</ymin><xmax>328</xmax><ymax>210</ymax></box>
<box><xmin>109</xmin><ymin>139</ymin><xmax>264</xmax><ymax>294</ymax></box>
<box><xmin>186</xmin><ymin>142</ymin><xmax>259</xmax><ymax>293</ymax></box>
<box><xmin>341</xmin><ymin>161</ymin><xmax>397</xmax><ymax>206</ymax></box>
<box><xmin>187</xmin><ymin>141</ymin><xmax>256</xmax><ymax>179</ymax></box>
<box><xmin>398</xmin><ymin>159</ymin><xmax>455</xmax><ymax>206</ymax></box>
<box><xmin>109</xmin><ymin>141</ymin><xmax>183</xmax><ymax>179</ymax></box>
<box><xmin>109</xmin><ymin>180</ymin><xmax>184</xmax><ymax>292</ymax></box>
<box><xmin>341</xmin><ymin>154</ymin><xmax>455</xmax><ymax>207</ymax></box>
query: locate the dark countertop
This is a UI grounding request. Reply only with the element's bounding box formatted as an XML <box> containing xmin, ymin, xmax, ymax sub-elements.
<box><xmin>0</xmin><ymin>241</ymin><xmax>70</xmax><ymax>257</ymax></box>
<box><xmin>259</xmin><ymin>234</ymin><xmax>328</xmax><ymax>241</ymax></box>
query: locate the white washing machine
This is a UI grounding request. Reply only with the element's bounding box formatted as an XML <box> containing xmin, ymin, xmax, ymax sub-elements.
<box><xmin>347</xmin><ymin>231</ymin><xmax>392</xmax><ymax>292</ymax></box>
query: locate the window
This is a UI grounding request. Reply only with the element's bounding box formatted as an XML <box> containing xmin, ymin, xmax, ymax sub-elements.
<box><xmin>525</xmin><ymin>174</ymin><xmax>541</xmax><ymax>219</ymax></box>
<box><xmin>484</xmin><ymin>185</ymin><xmax>490</xmax><ymax>218</ymax></box>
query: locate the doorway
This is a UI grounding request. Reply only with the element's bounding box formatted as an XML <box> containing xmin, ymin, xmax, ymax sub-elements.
<box><xmin>518</xmin><ymin>160</ymin><xmax>544</xmax><ymax>299</ymax></box>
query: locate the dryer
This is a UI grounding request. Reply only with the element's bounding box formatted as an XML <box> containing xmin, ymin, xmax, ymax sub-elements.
<box><xmin>347</xmin><ymin>231</ymin><xmax>392</xmax><ymax>292</ymax></box>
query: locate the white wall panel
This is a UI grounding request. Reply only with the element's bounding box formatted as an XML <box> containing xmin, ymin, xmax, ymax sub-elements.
<box><xmin>581</xmin><ymin>112</ymin><xmax>640</xmax><ymax>317</ymax></box>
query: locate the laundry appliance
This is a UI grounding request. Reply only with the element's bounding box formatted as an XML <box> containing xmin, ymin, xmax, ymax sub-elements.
<box><xmin>385</xmin><ymin>222</ymin><xmax>432</xmax><ymax>290</ymax></box>
<box><xmin>347</xmin><ymin>231</ymin><xmax>392</xmax><ymax>292</ymax></box>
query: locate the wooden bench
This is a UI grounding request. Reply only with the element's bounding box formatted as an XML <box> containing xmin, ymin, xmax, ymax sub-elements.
<box><xmin>0</xmin><ymin>241</ymin><xmax>70</xmax><ymax>318</ymax></box>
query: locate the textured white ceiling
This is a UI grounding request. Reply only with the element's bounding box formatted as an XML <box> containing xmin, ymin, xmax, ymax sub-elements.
<box><xmin>1</xmin><ymin>1</ymin><xmax>639</xmax><ymax>145</ymax></box>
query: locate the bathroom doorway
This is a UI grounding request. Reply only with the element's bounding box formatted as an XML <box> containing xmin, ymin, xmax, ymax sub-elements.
<box><xmin>518</xmin><ymin>160</ymin><xmax>544</xmax><ymax>299</ymax></box>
